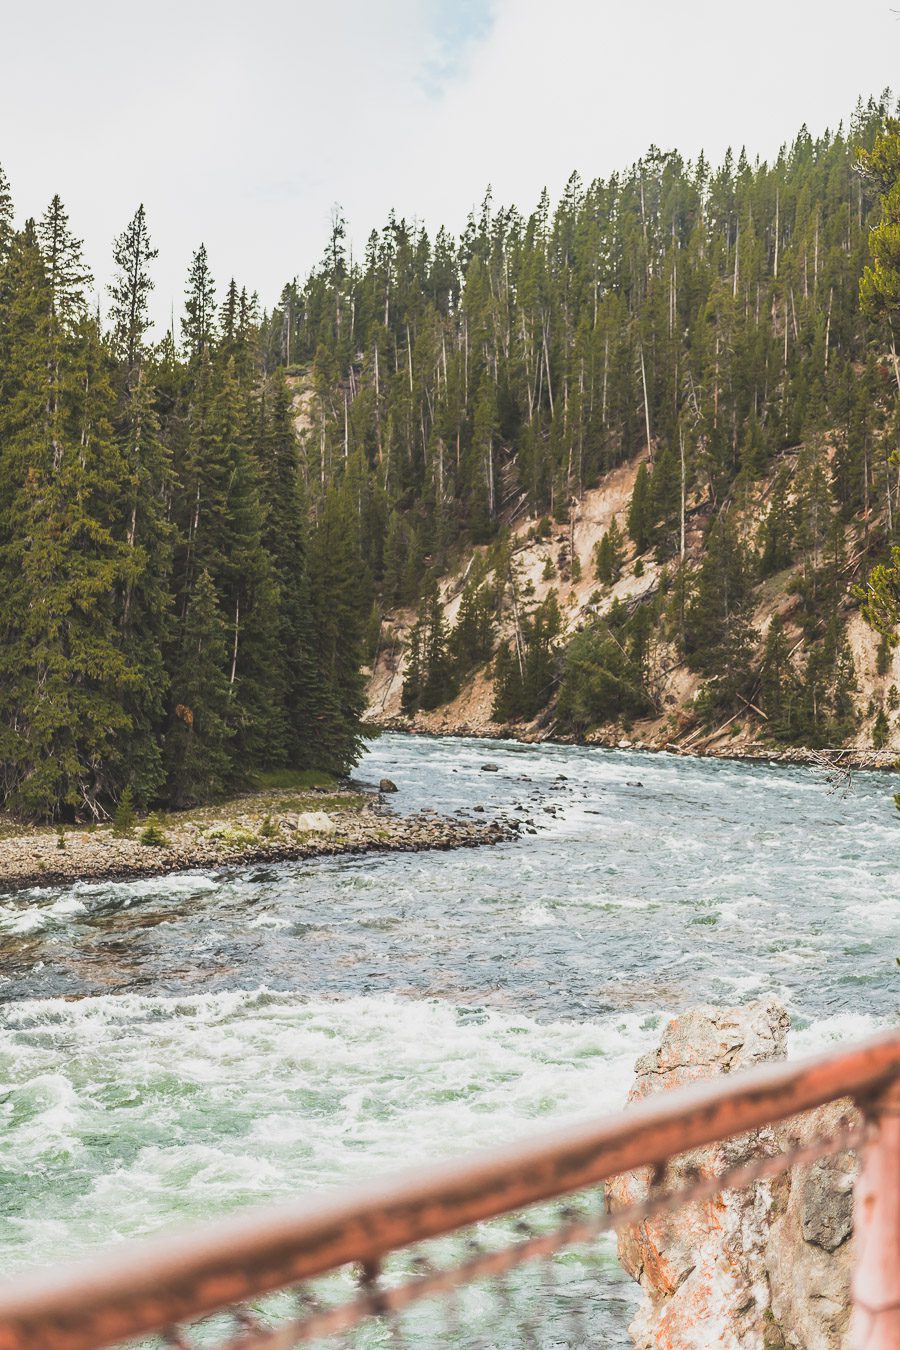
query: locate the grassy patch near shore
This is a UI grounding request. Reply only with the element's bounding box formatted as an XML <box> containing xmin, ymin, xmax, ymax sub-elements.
<box><xmin>0</xmin><ymin>777</ymin><xmax>368</xmax><ymax>846</ymax></box>
<box><xmin>252</xmin><ymin>768</ymin><xmax>338</xmax><ymax>791</ymax></box>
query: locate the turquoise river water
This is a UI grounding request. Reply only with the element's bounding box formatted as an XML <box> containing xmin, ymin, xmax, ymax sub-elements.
<box><xmin>0</xmin><ymin>733</ymin><xmax>898</xmax><ymax>1344</ymax></box>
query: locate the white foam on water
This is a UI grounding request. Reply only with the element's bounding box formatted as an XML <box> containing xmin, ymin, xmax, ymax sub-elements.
<box><xmin>73</xmin><ymin>871</ymin><xmax>220</xmax><ymax>901</ymax></box>
<box><xmin>0</xmin><ymin>905</ymin><xmax>47</xmax><ymax>934</ymax></box>
<box><xmin>789</xmin><ymin>1011</ymin><xmax>889</xmax><ymax>1057</ymax></box>
<box><xmin>517</xmin><ymin>902</ymin><xmax>554</xmax><ymax>927</ymax></box>
<box><xmin>846</xmin><ymin>895</ymin><xmax>900</xmax><ymax>930</ymax></box>
<box><xmin>47</xmin><ymin>894</ymin><xmax>87</xmax><ymax>917</ymax></box>
<box><xmin>0</xmin><ymin>891</ymin><xmax>87</xmax><ymax>933</ymax></box>
<box><xmin>0</xmin><ymin>990</ymin><xmax>664</xmax><ymax>1271</ymax></box>
<box><xmin>246</xmin><ymin>910</ymin><xmax>291</xmax><ymax>930</ymax></box>
<box><xmin>0</xmin><ymin>871</ymin><xmax>220</xmax><ymax>936</ymax></box>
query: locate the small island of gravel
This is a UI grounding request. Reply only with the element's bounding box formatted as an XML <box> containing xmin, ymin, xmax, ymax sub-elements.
<box><xmin>0</xmin><ymin>777</ymin><xmax>516</xmax><ymax>893</ymax></box>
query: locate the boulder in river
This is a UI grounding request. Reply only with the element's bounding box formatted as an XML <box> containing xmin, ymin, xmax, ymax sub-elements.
<box><xmin>282</xmin><ymin>811</ymin><xmax>336</xmax><ymax>833</ymax></box>
<box><xmin>608</xmin><ymin>999</ymin><xmax>857</xmax><ymax>1349</ymax></box>
<box><xmin>379</xmin><ymin>778</ymin><xmax>398</xmax><ymax>793</ymax></box>
<box><xmin>481</xmin><ymin>763</ymin><xmax>500</xmax><ymax>772</ymax></box>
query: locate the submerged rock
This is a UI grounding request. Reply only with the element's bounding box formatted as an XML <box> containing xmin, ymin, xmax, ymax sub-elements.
<box><xmin>609</xmin><ymin>999</ymin><xmax>856</xmax><ymax>1349</ymax></box>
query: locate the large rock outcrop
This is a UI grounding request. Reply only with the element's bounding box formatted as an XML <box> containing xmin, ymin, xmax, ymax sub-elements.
<box><xmin>607</xmin><ymin>1000</ymin><xmax>857</xmax><ymax>1349</ymax></box>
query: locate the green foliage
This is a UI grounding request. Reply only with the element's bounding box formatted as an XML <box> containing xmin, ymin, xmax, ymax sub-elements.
<box><xmin>0</xmin><ymin>188</ymin><xmax>369</xmax><ymax>820</ymax></box>
<box><xmin>627</xmin><ymin>464</ymin><xmax>653</xmax><ymax>554</ymax></box>
<box><xmin>557</xmin><ymin>601</ymin><xmax>655</xmax><ymax>732</ymax></box>
<box><xmin>684</xmin><ymin>512</ymin><xmax>756</xmax><ymax>718</ymax></box>
<box><xmin>873</xmin><ymin>706</ymin><xmax>891</xmax><ymax>750</ymax></box>
<box><xmin>253</xmin><ymin>767</ymin><xmax>337</xmax><ymax>790</ymax></box>
<box><xmin>164</xmin><ymin>569</ymin><xmax>232</xmax><ymax>808</ymax></box>
<box><xmin>859</xmin><ymin>120</ymin><xmax>900</xmax><ymax>322</ymax></box>
<box><xmin>112</xmin><ymin>787</ymin><xmax>137</xmax><ymax>837</ymax></box>
<box><xmin>759</xmin><ymin>616</ymin><xmax>802</xmax><ymax>740</ymax></box>
<box><xmin>402</xmin><ymin>579</ymin><xmax>457</xmax><ymax>712</ymax></box>
<box><xmin>595</xmin><ymin>516</ymin><xmax>625</xmax><ymax>584</ymax></box>
<box><xmin>757</xmin><ymin>471</ymin><xmax>795</xmax><ymax>578</ymax></box>
<box><xmin>860</xmin><ymin>546</ymin><xmax>900</xmax><ymax>644</ymax></box>
<box><xmin>3</xmin><ymin>98</ymin><xmax>900</xmax><ymax>814</ymax></box>
<box><xmin>448</xmin><ymin>576</ymin><xmax>495</xmax><ymax>674</ymax></box>
<box><xmin>492</xmin><ymin>592</ymin><xmax>561</xmax><ymax>722</ymax></box>
<box><xmin>139</xmin><ymin>813</ymin><xmax>170</xmax><ymax>847</ymax></box>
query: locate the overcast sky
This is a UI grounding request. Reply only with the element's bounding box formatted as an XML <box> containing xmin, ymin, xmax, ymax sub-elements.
<box><xmin>2</xmin><ymin>0</ymin><xmax>898</xmax><ymax>330</ymax></box>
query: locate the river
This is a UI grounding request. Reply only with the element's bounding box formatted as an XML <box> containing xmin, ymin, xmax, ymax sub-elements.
<box><xmin>0</xmin><ymin>733</ymin><xmax>897</xmax><ymax>1343</ymax></box>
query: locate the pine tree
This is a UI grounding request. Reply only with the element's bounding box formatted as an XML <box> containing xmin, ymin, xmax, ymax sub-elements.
<box><xmin>37</xmin><ymin>195</ymin><xmax>92</xmax><ymax>323</ymax></box>
<box><xmin>0</xmin><ymin>227</ymin><xmax>135</xmax><ymax>817</ymax></box>
<box><xmin>557</xmin><ymin>605</ymin><xmax>654</xmax><ymax>732</ymax></box>
<box><xmin>0</xmin><ymin>162</ymin><xmax>13</xmax><ymax>258</ymax></box>
<box><xmin>408</xmin><ymin>581</ymin><xmax>456</xmax><ymax>710</ymax></box>
<box><xmin>258</xmin><ymin>376</ymin><xmax>321</xmax><ymax>767</ymax></box>
<box><xmin>684</xmin><ymin>512</ymin><xmax>756</xmax><ymax>717</ymax></box>
<box><xmin>208</xmin><ymin>357</ymin><xmax>281</xmax><ymax>774</ymax></box>
<box><xmin>595</xmin><ymin>515</ymin><xmax>625</xmax><ymax>583</ymax></box>
<box><xmin>628</xmin><ymin>463</ymin><xmax>653</xmax><ymax>554</ymax></box>
<box><xmin>165</xmin><ymin>569</ymin><xmax>231</xmax><ymax>806</ymax></box>
<box><xmin>108</xmin><ymin>206</ymin><xmax>171</xmax><ymax>804</ymax></box>
<box><xmin>449</xmin><ymin>576</ymin><xmax>495</xmax><ymax>673</ymax></box>
<box><xmin>110</xmin><ymin>205</ymin><xmax>158</xmax><ymax>371</ymax></box>
<box><xmin>757</xmin><ymin>469</ymin><xmax>795</xmax><ymax>578</ymax></box>
<box><xmin>182</xmin><ymin>244</ymin><xmax>217</xmax><ymax>363</ymax></box>
<box><xmin>401</xmin><ymin>620</ymin><xmax>423</xmax><ymax>713</ymax></box>
<box><xmin>491</xmin><ymin>592</ymin><xmax>561</xmax><ymax>722</ymax></box>
<box><xmin>759</xmin><ymin>615</ymin><xmax>801</xmax><ymax>740</ymax></box>
<box><xmin>305</xmin><ymin>485</ymin><xmax>368</xmax><ymax>773</ymax></box>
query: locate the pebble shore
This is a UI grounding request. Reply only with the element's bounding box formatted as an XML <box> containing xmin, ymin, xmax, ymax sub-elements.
<box><xmin>0</xmin><ymin>788</ymin><xmax>517</xmax><ymax>892</ymax></box>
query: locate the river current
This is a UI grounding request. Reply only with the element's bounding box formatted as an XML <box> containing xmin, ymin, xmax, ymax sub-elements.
<box><xmin>1</xmin><ymin>733</ymin><xmax>898</xmax><ymax>1342</ymax></box>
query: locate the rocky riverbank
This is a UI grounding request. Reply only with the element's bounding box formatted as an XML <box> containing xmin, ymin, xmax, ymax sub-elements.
<box><xmin>371</xmin><ymin>713</ymin><xmax>896</xmax><ymax>772</ymax></box>
<box><xmin>0</xmin><ymin>785</ymin><xmax>518</xmax><ymax>892</ymax></box>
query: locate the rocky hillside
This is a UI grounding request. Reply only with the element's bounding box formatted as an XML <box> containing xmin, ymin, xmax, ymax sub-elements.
<box><xmin>364</xmin><ymin>445</ymin><xmax>900</xmax><ymax>764</ymax></box>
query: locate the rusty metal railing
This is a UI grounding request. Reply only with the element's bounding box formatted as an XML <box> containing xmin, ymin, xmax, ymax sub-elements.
<box><xmin>2</xmin><ymin>1029</ymin><xmax>900</xmax><ymax>1349</ymax></box>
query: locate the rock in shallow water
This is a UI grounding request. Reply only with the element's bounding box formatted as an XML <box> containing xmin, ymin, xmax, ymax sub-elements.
<box><xmin>379</xmin><ymin>778</ymin><xmax>398</xmax><ymax>793</ymax></box>
<box><xmin>608</xmin><ymin>999</ymin><xmax>856</xmax><ymax>1349</ymax></box>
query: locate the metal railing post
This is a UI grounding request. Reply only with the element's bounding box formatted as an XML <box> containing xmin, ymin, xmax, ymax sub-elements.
<box><xmin>852</xmin><ymin>1079</ymin><xmax>900</xmax><ymax>1348</ymax></box>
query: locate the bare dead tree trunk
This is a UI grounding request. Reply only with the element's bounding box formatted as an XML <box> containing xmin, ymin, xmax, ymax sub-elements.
<box><xmin>679</xmin><ymin>427</ymin><xmax>687</xmax><ymax>559</ymax></box>
<box><xmin>640</xmin><ymin>343</ymin><xmax>653</xmax><ymax>462</ymax></box>
<box><xmin>230</xmin><ymin>595</ymin><xmax>240</xmax><ymax>688</ymax></box>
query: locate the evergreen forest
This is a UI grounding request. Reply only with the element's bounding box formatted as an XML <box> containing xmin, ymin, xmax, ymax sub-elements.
<box><xmin>5</xmin><ymin>92</ymin><xmax>900</xmax><ymax>817</ymax></box>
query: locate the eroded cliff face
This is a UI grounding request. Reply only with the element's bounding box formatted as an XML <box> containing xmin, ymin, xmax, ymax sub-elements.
<box><xmin>608</xmin><ymin>1000</ymin><xmax>857</xmax><ymax>1349</ymax></box>
<box><xmin>364</xmin><ymin>447</ymin><xmax>900</xmax><ymax>764</ymax></box>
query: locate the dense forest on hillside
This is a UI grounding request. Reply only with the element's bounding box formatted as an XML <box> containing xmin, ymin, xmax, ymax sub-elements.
<box><xmin>258</xmin><ymin>92</ymin><xmax>900</xmax><ymax>749</ymax></box>
<box><xmin>4</xmin><ymin>93</ymin><xmax>900</xmax><ymax>818</ymax></box>
<box><xmin>0</xmin><ymin>190</ymin><xmax>367</xmax><ymax>819</ymax></box>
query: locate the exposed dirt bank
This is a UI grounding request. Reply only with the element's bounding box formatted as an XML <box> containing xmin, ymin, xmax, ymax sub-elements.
<box><xmin>365</xmin><ymin>446</ymin><xmax>900</xmax><ymax>773</ymax></box>
<box><xmin>0</xmin><ymin>786</ymin><xmax>517</xmax><ymax>893</ymax></box>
